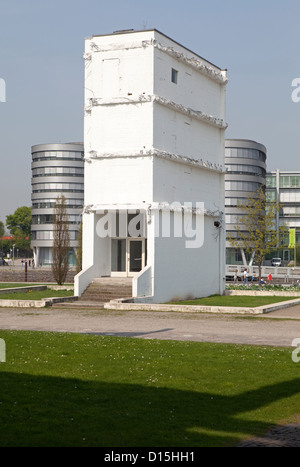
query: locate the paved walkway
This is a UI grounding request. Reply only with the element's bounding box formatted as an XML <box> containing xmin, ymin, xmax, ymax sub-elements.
<box><xmin>237</xmin><ymin>422</ymin><xmax>300</xmax><ymax>447</ymax></box>
<box><xmin>2</xmin><ymin>303</ymin><xmax>300</xmax><ymax>347</ymax></box>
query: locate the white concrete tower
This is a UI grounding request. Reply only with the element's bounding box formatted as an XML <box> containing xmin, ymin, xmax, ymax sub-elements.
<box><xmin>75</xmin><ymin>29</ymin><xmax>228</xmax><ymax>303</ymax></box>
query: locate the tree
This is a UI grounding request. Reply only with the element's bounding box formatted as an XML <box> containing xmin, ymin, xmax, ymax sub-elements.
<box><xmin>52</xmin><ymin>195</ymin><xmax>70</xmax><ymax>285</ymax></box>
<box><xmin>11</xmin><ymin>228</ymin><xmax>32</xmax><ymax>255</ymax></box>
<box><xmin>5</xmin><ymin>208</ymin><xmax>32</xmax><ymax>257</ymax></box>
<box><xmin>75</xmin><ymin>220</ymin><xmax>83</xmax><ymax>274</ymax></box>
<box><xmin>228</xmin><ymin>187</ymin><xmax>287</xmax><ymax>286</ymax></box>
<box><xmin>0</xmin><ymin>221</ymin><xmax>4</xmax><ymax>237</ymax></box>
<box><xmin>6</xmin><ymin>206</ymin><xmax>32</xmax><ymax>236</ymax></box>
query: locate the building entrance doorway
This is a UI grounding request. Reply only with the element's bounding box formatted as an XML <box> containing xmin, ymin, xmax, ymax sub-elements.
<box><xmin>109</xmin><ymin>210</ymin><xmax>147</xmax><ymax>277</ymax></box>
<box><xmin>129</xmin><ymin>239</ymin><xmax>143</xmax><ymax>273</ymax></box>
<box><xmin>111</xmin><ymin>238</ymin><xmax>146</xmax><ymax>277</ymax></box>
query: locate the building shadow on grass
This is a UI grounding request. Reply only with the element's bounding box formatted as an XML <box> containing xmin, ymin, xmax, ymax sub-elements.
<box><xmin>87</xmin><ymin>328</ymin><xmax>174</xmax><ymax>338</ymax></box>
<box><xmin>0</xmin><ymin>372</ymin><xmax>300</xmax><ymax>447</ymax></box>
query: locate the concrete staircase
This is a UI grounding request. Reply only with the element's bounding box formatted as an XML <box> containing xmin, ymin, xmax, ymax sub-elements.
<box><xmin>78</xmin><ymin>277</ymin><xmax>133</xmax><ymax>303</ymax></box>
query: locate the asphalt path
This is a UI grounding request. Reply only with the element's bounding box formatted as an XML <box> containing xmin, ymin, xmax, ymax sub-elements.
<box><xmin>1</xmin><ymin>303</ymin><xmax>300</xmax><ymax>347</ymax></box>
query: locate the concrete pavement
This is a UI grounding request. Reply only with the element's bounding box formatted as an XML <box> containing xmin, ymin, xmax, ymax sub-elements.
<box><xmin>237</xmin><ymin>422</ymin><xmax>300</xmax><ymax>447</ymax></box>
<box><xmin>1</xmin><ymin>303</ymin><xmax>300</xmax><ymax>347</ymax></box>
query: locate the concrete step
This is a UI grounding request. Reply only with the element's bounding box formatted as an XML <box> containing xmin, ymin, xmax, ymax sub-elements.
<box><xmin>79</xmin><ymin>296</ymin><xmax>131</xmax><ymax>302</ymax></box>
<box><xmin>79</xmin><ymin>277</ymin><xmax>133</xmax><ymax>303</ymax></box>
<box><xmin>81</xmin><ymin>295</ymin><xmax>132</xmax><ymax>301</ymax></box>
<box><xmin>53</xmin><ymin>301</ymin><xmax>105</xmax><ymax>309</ymax></box>
<box><xmin>85</xmin><ymin>288</ymin><xmax>132</xmax><ymax>293</ymax></box>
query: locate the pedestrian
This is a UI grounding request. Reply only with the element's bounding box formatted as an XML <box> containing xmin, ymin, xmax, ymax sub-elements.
<box><xmin>268</xmin><ymin>273</ymin><xmax>272</xmax><ymax>284</ymax></box>
<box><xmin>243</xmin><ymin>269</ymin><xmax>249</xmax><ymax>287</ymax></box>
<box><xmin>234</xmin><ymin>269</ymin><xmax>238</xmax><ymax>284</ymax></box>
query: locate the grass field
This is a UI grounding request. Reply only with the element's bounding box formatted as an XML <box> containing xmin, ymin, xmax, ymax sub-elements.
<box><xmin>171</xmin><ymin>294</ymin><xmax>300</xmax><ymax>307</ymax></box>
<box><xmin>0</xmin><ymin>330</ymin><xmax>299</xmax><ymax>447</ymax></box>
<box><xmin>0</xmin><ymin>288</ymin><xmax>73</xmax><ymax>300</ymax></box>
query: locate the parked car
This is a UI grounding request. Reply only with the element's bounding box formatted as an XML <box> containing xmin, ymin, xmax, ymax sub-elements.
<box><xmin>271</xmin><ymin>258</ymin><xmax>281</xmax><ymax>267</ymax></box>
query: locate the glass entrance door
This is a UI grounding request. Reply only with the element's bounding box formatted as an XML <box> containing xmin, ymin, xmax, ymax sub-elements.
<box><xmin>129</xmin><ymin>240</ymin><xmax>143</xmax><ymax>274</ymax></box>
<box><xmin>111</xmin><ymin>238</ymin><xmax>145</xmax><ymax>277</ymax></box>
<box><xmin>111</xmin><ymin>239</ymin><xmax>126</xmax><ymax>274</ymax></box>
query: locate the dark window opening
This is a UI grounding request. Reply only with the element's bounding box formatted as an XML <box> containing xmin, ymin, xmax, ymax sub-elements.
<box><xmin>171</xmin><ymin>68</ymin><xmax>178</xmax><ymax>84</ymax></box>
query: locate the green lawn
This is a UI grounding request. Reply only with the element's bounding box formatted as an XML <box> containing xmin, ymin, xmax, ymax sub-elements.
<box><xmin>171</xmin><ymin>294</ymin><xmax>299</xmax><ymax>307</ymax></box>
<box><xmin>0</xmin><ymin>283</ymin><xmax>39</xmax><ymax>289</ymax></box>
<box><xmin>0</xmin><ymin>330</ymin><xmax>300</xmax><ymax>447</ymax></box>
<box><xmin>0</xmin><ymin>288</ymin><xmax>73</xmax><ymax>300</ymax></box>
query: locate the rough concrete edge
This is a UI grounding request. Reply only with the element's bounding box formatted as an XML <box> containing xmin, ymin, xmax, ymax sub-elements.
<box><xmin>0</xmin><ymin>296</ymin><xmax>78</xmax><ymax>308</ymax></box>
<box><xmin>104</xmin><ymin>297</ymin><xmax>300</xmax><ymax>315</ymax></box>
<box><xmin>0</xmin><ymin>299</ymin><xmax>48</xmax><ymax>308</ymax></box>
<box><xmin>258</xmin><ymin>298</ymin><xmax>300</xmax><ymax>314</ymax></box>
<box><xmin>225</xmin><ymin>290</ymin><xmax>300</xmax><ymax>297</ymax></box>
<box><xmin>103</xmin><ymin>301</ymin><xmax>260</xmax><ymax>314</ymax></box>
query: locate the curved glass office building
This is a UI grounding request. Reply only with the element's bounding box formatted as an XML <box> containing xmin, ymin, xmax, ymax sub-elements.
<box><xmin>31</xmin><ymin>143</ymin><xmax>84</xmax><ymax>267</ymax></box>
<box><xmin>225</xmin><ymin>139</ymin><xmax>267</xmax><ymax>265</ymax></box>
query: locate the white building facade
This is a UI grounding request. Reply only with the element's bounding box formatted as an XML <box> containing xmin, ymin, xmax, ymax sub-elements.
<box><xmin>75</xmin><ymin>29</ymin><xmax>228</xmax><ymax>303</ymax></box>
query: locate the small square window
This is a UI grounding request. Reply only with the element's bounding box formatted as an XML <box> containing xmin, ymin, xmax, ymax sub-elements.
<box><xmin>171</xmin><ymin>68</ymin><xmax>178</xmax><ymax>84</ymax></box>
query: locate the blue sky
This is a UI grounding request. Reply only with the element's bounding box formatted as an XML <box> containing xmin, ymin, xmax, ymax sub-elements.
<box><xmin>0</xmin><ymin>0</ymin><xmax>300</xmax><ymax>223</ymax></box>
